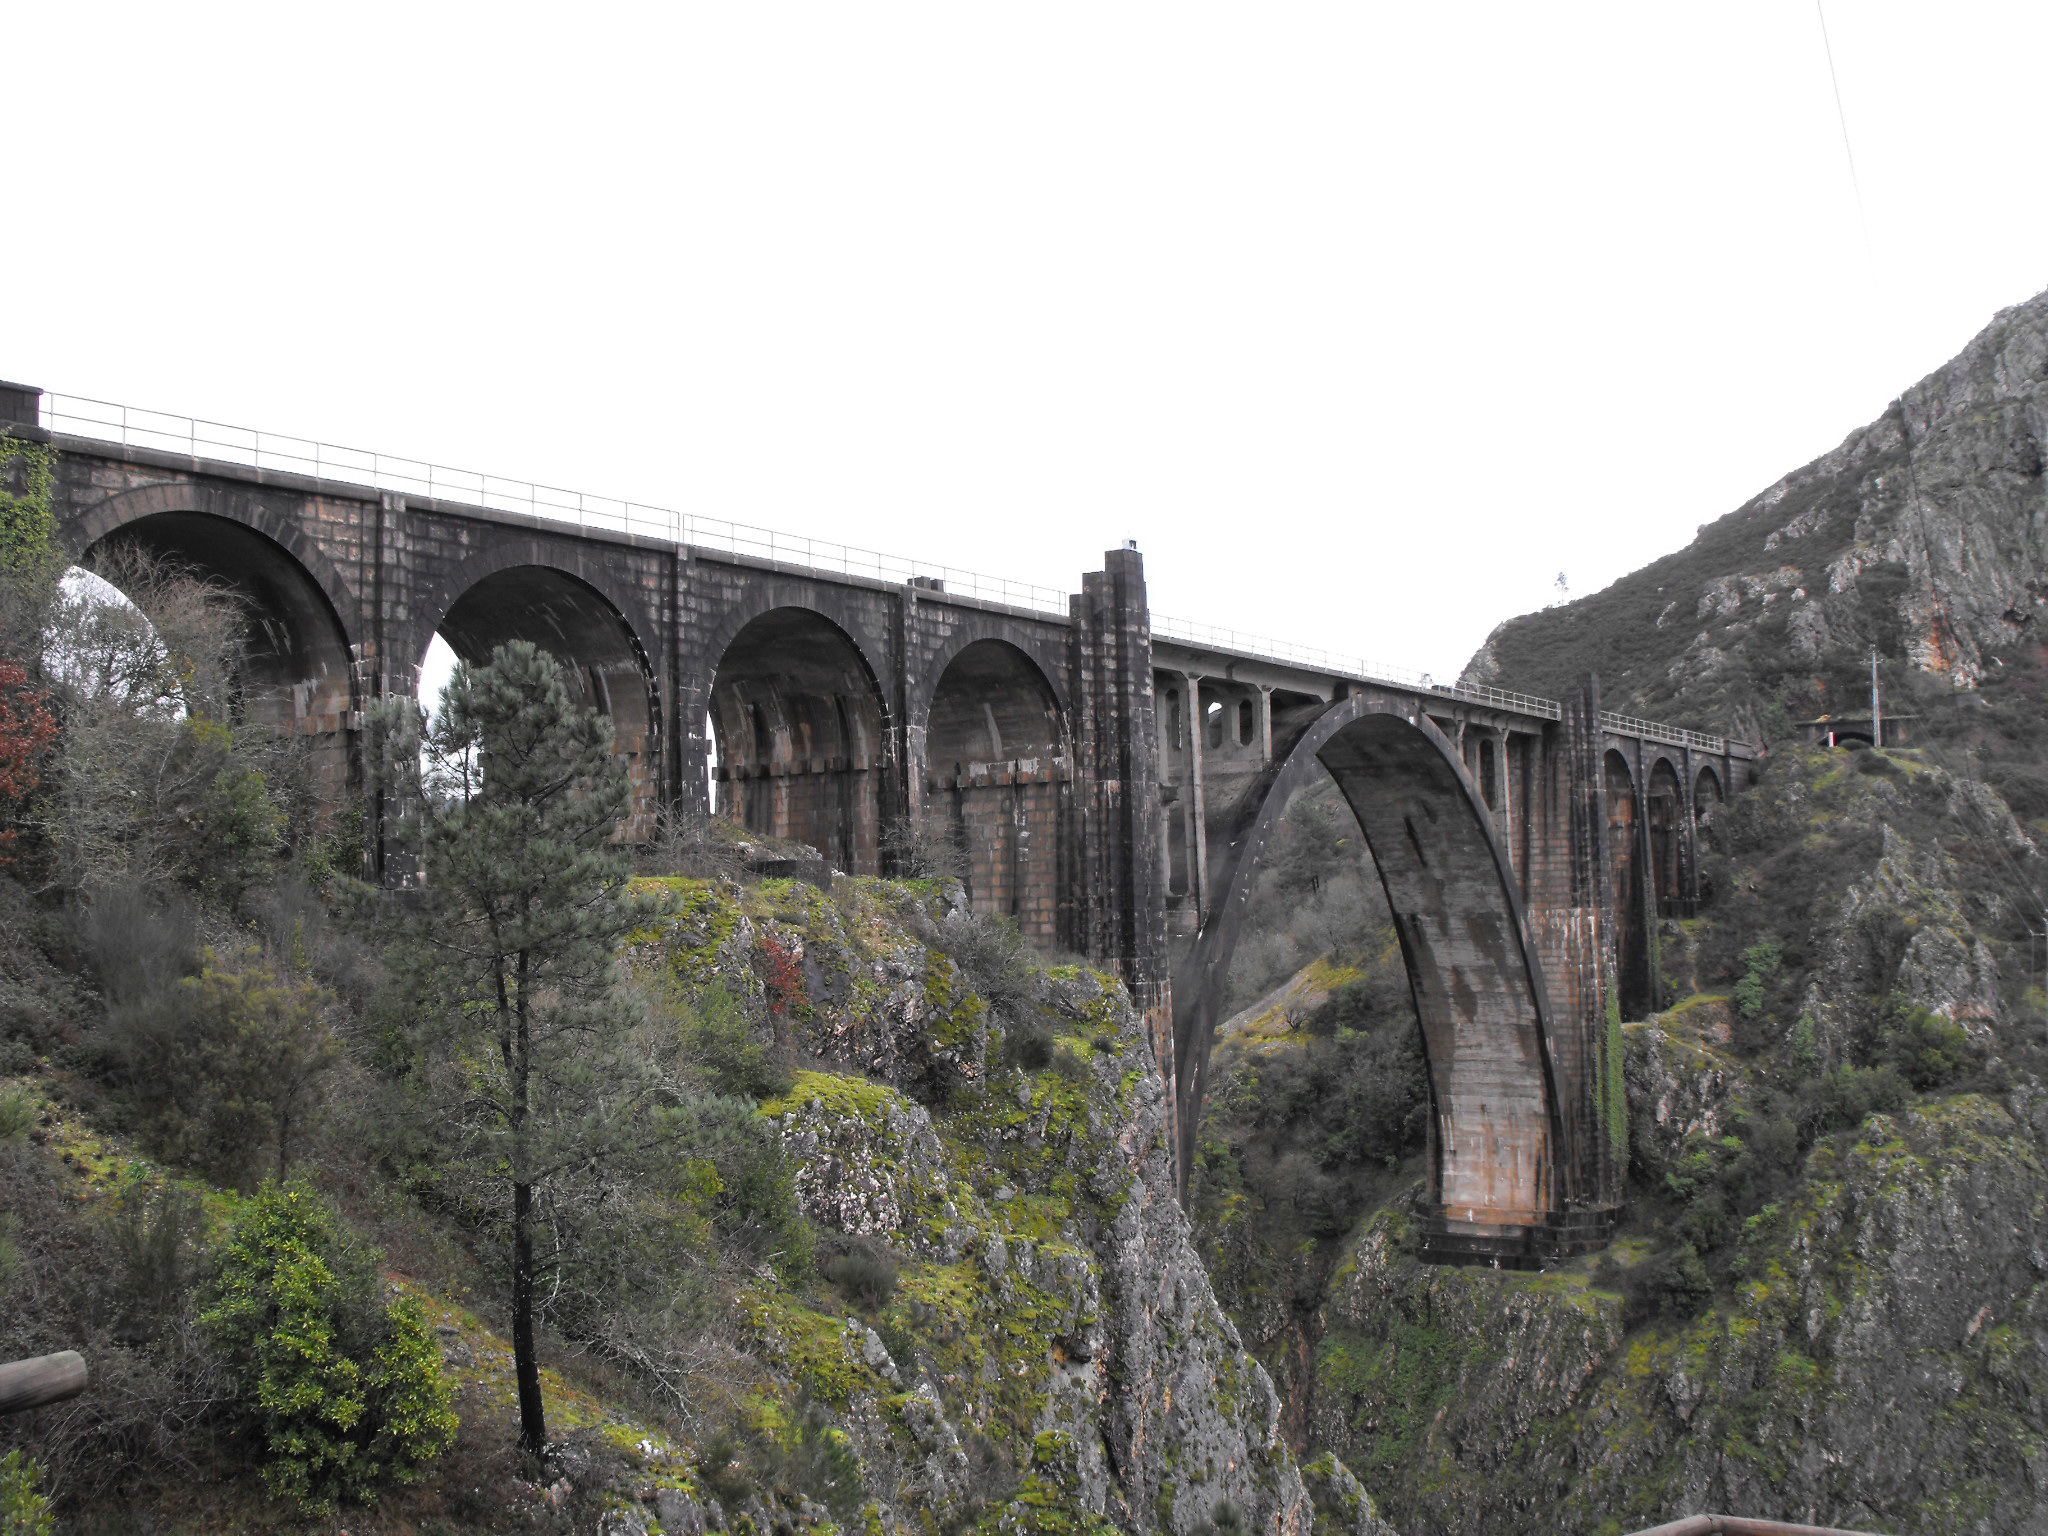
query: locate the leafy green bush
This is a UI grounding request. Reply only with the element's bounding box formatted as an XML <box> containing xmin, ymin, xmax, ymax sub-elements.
<box><xmin>0</xmin><ymin>1448</ymin><xmax>53</xmax><ymax>1536</ymax></box>
<box><xmin>102</xmin><ymin>949</ymin><xmax>339</xmax><ymax>1186</ymax></box>
<box><xmin>199</xmin><ymin>1182</ymin><xmax>455</xmax><ymax>1514</ymax></box>
<box><xmin>1732</xmin><ymin>939</ymin><xmax>1782</xmax><ymax>1020</ymax></box>
<box><xmin>1878</xmin><ymin>996</ymin><xmax>1972</xmax><ymax>1090</ymax></box>
<box><xmin>681</xmin><ymin>982</ymin><xmax>792</xmax><ymax>1100</ymax></box>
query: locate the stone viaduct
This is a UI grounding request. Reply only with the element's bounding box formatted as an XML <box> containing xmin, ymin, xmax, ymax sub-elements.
<box><xmin>3</xmin><ymin>383</ymin><xmax>1756</xmax><ymax>1266</ymax></box>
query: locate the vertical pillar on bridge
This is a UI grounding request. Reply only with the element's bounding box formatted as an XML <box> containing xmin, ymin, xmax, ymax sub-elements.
<box><xmin>1069</xmin><ymin>548</ymin><xmax>1172</xmax><ymax>1134</ymax></box>
<box><xmin>1510</xmin><ymin>674</ymin><xmax>1628</xmax><ymax>1247</ymax></box>
<box><xmin>364</xmin><ymin>491</ymin><xmax>415</xmax><ymax>884</ymax></box>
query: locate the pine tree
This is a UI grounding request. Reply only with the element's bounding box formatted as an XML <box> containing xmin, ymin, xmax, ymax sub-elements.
<box><xmin>374</xmin><ymin>640</ymin><xmax>656</xmax><ymax>1458</ymax></box>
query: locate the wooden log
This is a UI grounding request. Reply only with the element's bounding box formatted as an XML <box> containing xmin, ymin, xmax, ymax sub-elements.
<box><xmin>0</xmin><ymin>1352</ymin><xmax>88</xmax><ymax>1415</ymax></box>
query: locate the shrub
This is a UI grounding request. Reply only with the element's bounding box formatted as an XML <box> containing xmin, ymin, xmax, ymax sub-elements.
<box><xmin>1879</xmin><ymin>996</ymin><xmax>1972</xmax><ymax>1090</ymax></box>
<box><xmin>1732</xmin><ymin>939</ymin><xmax>1782</xmax><ymax>1020</ymax></box>
<box><xmin>0</xmin><ymin>1449</ymin><xmax>53</xmax><ymax>1536</ymax></box>
<box><xmin>821</xmin><ymin>1234</ymin><xmax>899</xmax><ymax>1311</ymax></box>
<box><xmin>1000</xmin><ymin>1021</ymin><xmax>1055</xmax><ymax>1073</ymax></box>
<box><xmin>102</xmin><ymin>949</ymin><xmax>339</xmax><ymax>1186</ymax></box>
<box><xmin>880</xmin><ymin>814</ymin><xmax>967</xmax><ymax>882</ymax></box>
<box><xmin>933</xmin><ymin>908</ymin><xmax>1039</xmax><ymax>1024</ymax></box>
<box><xmin>1596</xmin><ymin>1241</ymin><xmax>1713</xmax><ymax>1328</ymax></box>
<box><xmin>702</xmin><ymin>1399</ymin><xmax>865</xmax><ymax>1523</ymax></box>
<box><xmin>199</xmin><ymin>1182</ymin><xmax>455</xmax><ymax>1514</ymax></box>
<box><xmin>0</xmin><ymin>1082</ymin><xmax>35</xmax><ymax>1143</ymax></box>
<box><xmin>680</xmin><ymin>982</ymin><xmax>792</xmax><ymax>1101</ymax></box>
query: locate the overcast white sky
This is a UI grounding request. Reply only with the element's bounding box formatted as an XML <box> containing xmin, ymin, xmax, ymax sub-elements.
<box><xmin>10</xmin><ymin>3</ymin><xmax>2048</xmax><ymax>681</ymax></box>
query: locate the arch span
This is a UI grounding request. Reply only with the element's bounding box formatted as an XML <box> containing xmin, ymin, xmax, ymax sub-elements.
<box><xmin>427</xmin><ymin>564</ymin><xmax>661</xmax><ymax>839</ymax></box>
<box><xmin>1604</xmin><ymin>749</ymin><xmax>1652</xmax><ymax>1020</ymax></box>
<box><xmin>1647</xmin><ymin>757</ymin><xmax>1685</xmax><ymax>916</ymax></box>
<box><xmin>80</xmin><ymin>510</ymin><xmax>359</xmax><ymax>782</ymax></box>
<box><xmin>709</xmin><ymin>606</ymin><xmax>888</xmax><ymax>874</ymax></box>
<box><xmin>1174</xmin><ymin>693</ymin><xmax>1571</xmax><ymax>1261</ymax></box>
<box><xmin>922</xmin><ymin>639</ymin><xmax>1067</xmax><ymax>944</ymax></box>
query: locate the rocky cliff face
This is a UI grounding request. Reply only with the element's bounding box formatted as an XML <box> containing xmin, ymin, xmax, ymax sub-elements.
<box><xmin>1196</xmin><ymin>738</ymin><xmax>2048</xmax><ymax>1536</ymax></box>
<box><xmin>1464</xmin><ymin>287</ymin><xmax>2048</xmax><ymax>737</ymax></box>
<box><xmin>624</xmin><ymin>875</ymin><xmax>1396</xmax><ymax>1536</ymax></box>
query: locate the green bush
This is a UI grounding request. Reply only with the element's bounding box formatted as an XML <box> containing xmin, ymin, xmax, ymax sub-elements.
<box><xmin>1732</xmin><ymin>939</ymin><xmax>1782</xmax><ymax>1020</ymax></box>
<box><xmin>821</xmin><ymin>1234</ymin><xmax>899</xmax><ymax>1311</ymax></box>
<box><xmin>0</xmin><ymin>1449</ymin><xmax>53</xmax><ymax>1536</ymax></box>
<box><xmin>1878</xmin><ymin>996</ymin><xmax>1972</xmax><ymax>1090</ymax></box>
<box><xmin>103</xmin><ymin>949</ymin><xmax>339</xmax><ymax>1186</ymax></box>
<box><xmin>681</xmin><ymin>982</ymin><xmax>792</xmax><ymax>1101</ymax></box>
<box><xmin>199</xmin><ymin>1182</ymin><xmax>455</xmax><ymax>1514</ymax></box>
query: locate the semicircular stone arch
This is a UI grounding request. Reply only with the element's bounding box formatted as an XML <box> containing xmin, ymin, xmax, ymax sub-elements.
<box><xmin>1603</xmin><ymin>749</ymin><xmax>1653</xmax><ymax>1021</ymax></box>
<box><xmin>920</xmin><ymin>638</ymin><xmax>1069</xmax><ymax>945</ymax></box>
<box><xmin>910</xmin><ymin>620</ymin><xmax>1073</xmax><ymax>725</ymax></box>
<box><xmin>698</xmin><ymin>585</ymin><xmax>899</xmax><ymax>715</ymax></box>
<box><xmin>69</xmin><ymin>495</ymin><xmax>362</xmax><ymax>794</ymax></box>
<box><xmin>419</xmin><ymin>556</ymin><xmax>663</xmax><ymax>840</ymax></box>
<box><xmin>1175</xmin><ymin>693</ymin><xmax>1574</xmax><ymax>1263</ymax></box>
<box><xmin>1646</xmin><ymin>756</ymin><xmax>1686</xmax><ymax>916</ymax></box>
<box><xmin>708</xmin><ymin>605</ymin><xmax>891</xmax><ymax>874</ymax></box>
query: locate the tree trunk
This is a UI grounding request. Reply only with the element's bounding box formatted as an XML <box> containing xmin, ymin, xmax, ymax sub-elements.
<box><xmin>511</xmin><ymin>1177</ymin><xmax>546</xmax><ymax>1457</ymax></box>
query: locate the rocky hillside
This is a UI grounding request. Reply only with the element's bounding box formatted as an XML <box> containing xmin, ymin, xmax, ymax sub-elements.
<box><xmin>1465</xmin><ymin>287</ymin><xmax>2048</xmax><ymax>792</ymax></box>
<box><xmin>0</xmin><ymin>865</ymin><xmax>1398</xmax><ymax>1536</ymax></box>
<box><xmin>619</xmin><ymin>873</ymin><xmax>1396</xmax><ymax>1536</ymax></box>
<box><xmin>1198</xmin><ymin>741</ymin><xmax>2048</xmax><ymax>1536</ymax></box>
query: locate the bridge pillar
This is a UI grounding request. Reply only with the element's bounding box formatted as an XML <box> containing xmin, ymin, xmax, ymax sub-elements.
<box><xmin>1068</xmin><ymin>549</ymin><xmax>1172</xmax><ymax>1127</ymax></box>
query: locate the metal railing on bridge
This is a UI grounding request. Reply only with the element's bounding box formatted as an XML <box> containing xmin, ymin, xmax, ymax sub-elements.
<box><xmin>37</xmin><ymin>392</ymin><xmax>1745</xmax><ymax>752</ymax></box>
<box><xmin>1599</xmin><ymin>710</ymin><xmax>1730</xmax><ymax>755</ymax></box>
<box><xmin>38</xmin><ymin>393</ymin><xmax>1075</xmax><ymax>618</ymax></box>
<box><xmin>1152</xmin><ymin>613</ymin><xmax>1565</xmax><ymax>720</ymax></box>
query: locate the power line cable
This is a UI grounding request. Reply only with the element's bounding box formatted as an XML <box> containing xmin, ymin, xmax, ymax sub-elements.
<box><xmin>1814</xmin><ymin>0</ymin><xmax>1871</xmax><ymax>254</ymax></box>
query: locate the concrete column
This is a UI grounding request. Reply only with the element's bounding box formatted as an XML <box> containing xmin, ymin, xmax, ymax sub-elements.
<box><xmin>1182</xmin><ymin>670</ymin><xmax>1210</xmax><ymax>921</ymax></box>
<box><xmin>670</xmin><ymin>543</ymin><xmax>710</xmax><ymax>815</ymax></box>
<box><xmin>1256</xmin><ymin>686</ymin><xmax>1274</xmax><ymax>762</ymax></box>
<box><xmin>1494</xmin><ymin>727</ymin><xmax>1514</xmax><ymax>849</ymax></box>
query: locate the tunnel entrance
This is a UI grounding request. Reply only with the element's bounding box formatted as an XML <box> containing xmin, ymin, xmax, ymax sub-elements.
<box><xmin>430</xmin><ymin>566</ymin><xmax>660</xmax><ymax>840</ymax></box>
<box><xmin>924</xmin><ymin>639</ymin><xmax>1065</xmax><ymax>945</ymax></box>
<box><xmin>708</xmin><ymin>607</ymin><xmax>885</xmax><ymax>873</ymax></box>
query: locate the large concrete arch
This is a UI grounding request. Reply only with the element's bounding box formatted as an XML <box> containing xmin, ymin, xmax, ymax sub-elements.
<box><xmin>709</xmin><ymin>605</ymin><xmax>891</xmax><ymax>874</ymax></box>
<box><xmin>419</xmin><ymin>555</ymin><xmax>663</xmax><ymax>839</ymax></box>
<box><xmin>1174</xmin><ymin>693</ymin><xmax>1571</xmax><ymax>1262</ymax></box>
<box><xmin>922</xmin><ymin>638</ymin><xmax>1068</xmax><ymax>944</ymax></box>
